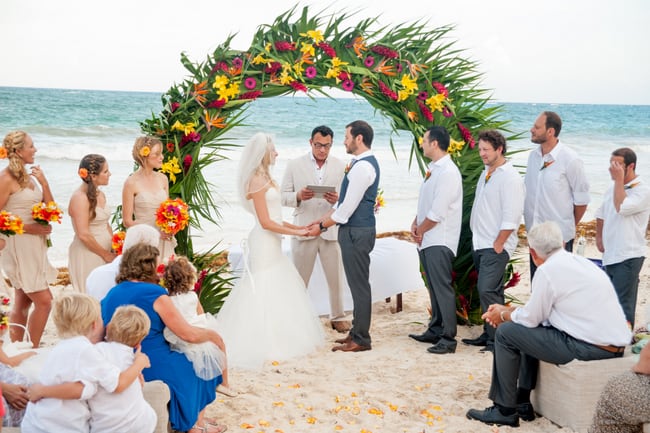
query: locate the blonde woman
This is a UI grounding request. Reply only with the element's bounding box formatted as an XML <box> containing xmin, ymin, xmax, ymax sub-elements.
<box><xmin>216</xmin><ymin>132</ymin><xmax>324</xmax><ymax>369</ymax></box>
<box><xmin>0</xmin><ymin>131</ymin><xmax>57</xmax><ymax>348</ymax></box>
<box><xmin>121</xmin><ymin>136</ymin><xmax>176</xmax><ymax>262</ymax></box>
<box><xmin>68</xmin><ymin>154</ymin><xmax>115</xmax><ymax>292</ymax></box>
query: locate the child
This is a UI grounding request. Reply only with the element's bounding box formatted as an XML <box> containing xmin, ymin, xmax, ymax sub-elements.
<box><xmin>89</xmin><ymin>305</ymin><xmax>156</xmax><ymax>433</ymax></box>
<box><xmin>163</xmin><ymin>257</ymin><xmax>234</xmax><ymax>396</ymax></box>
<box><xmin>20</xmin><ymin>293</ymin><xmax>149</xmax><ymax>433</ymax></box>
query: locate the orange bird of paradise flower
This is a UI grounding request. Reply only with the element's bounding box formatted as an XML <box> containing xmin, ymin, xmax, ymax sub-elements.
<box><xmin>202</xmin><ymin>110</ymin><xmax>226</xmax><ymax>131</ymax></box>
<box><xmin>192</xmin><ymin>81</ymin><xmax>209</xmax><ymax>105</ymax></box>
<box><xmin>346</xmin><ymin>36</ymin><xmax>367</xmax><ymax>58</ymax></box>
<box><xmin>373</xmin><ymin>58</ymin><xmax>396</xmax><ymax>76</ymax></box>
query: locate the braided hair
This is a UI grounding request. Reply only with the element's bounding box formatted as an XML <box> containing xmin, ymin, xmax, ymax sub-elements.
<box><xmin>2</xmin><ymin>130</ymin><xmax>31</xmax><ymax>187</ymax></box>
<box><xmin>78</xmin><ymin>154</ymin><xmax>107</xmax><ymax>221</ymax></box>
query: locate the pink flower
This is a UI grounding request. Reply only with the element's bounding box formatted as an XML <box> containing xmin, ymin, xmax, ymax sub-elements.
<box><xmin>396</xmin><ymin>63</ymin><xmax>403</xmax><ymax>73</ymax></box>
<box><xmin>305</xmin><ymin>66</ymin><xmax>317</xmax><ymax>79</ymax></box>
<box><xmin>338</xmin><ymin>71</ymin><xmax>350</xmax><ymax>81</ymax></box>
<box><xmin>316</xmin><ymin>42</ymin><xmax>336</xmax><ymax>57</ymax></box>
<box><xmin>371</xmin><ymin>45</ymin><xmax>398</xmax><ymax>59</ymax></box>
<box><xmin>418</xmin><ymin>101</ymin><xmax>433</xmax><ymax>122</ymax></box>
<box><xmin>417</xmin><ymin>91</ymin><xmax>428</xmax><ymax>101</ymax></box>
<box><xmin>290</xmin><ymin>81</ymin><xmax>307</xmax><ymax>92</ymax></box>
<box><xmin>364</xmin><ymin>56</ymin><xmax>375</xmax><ymax>67</ymax></box>
<box><xmin>378</xmin><ymin>81</ymin><xmax>398</xmax><ymax>101</ymax></box>
<box><xmin>244</xmin><ymin>77</ymin><xmax>257</xmax><ymax>90</ymax></box>
<box><xmin>274</xmin><ymin>41</ymin><xmax>296</xmax><ymax>51</ymax></box>
<box><xmin>183</xmin><ymin>154</ymin><xmax>192</xmax><ymax>172</ymax></box>
<box><xmin>170</xmin><ymin>102</ymin><xmax>180</xmax><ymax>112</ymax></box>
<box><xmin>457</xmin><ymin>122</ymin><xmax>475</xmax><ymax>149</ymax></box>
<box><xmin>442</xmin><ymin>107</ymin><xmax>453</xmax><ymax>118</ymax></box>
<box><xmin>239</xmin><ymin>90</ymin><xmax>263</xmax><ymax>100</ymax></box>
<box><xmin>232</xmin><ymin>57</ymin><xmax>243</xmax><ymax>68</ymax></box>
<box><xmin>180</xmin><ymin>132</ymin><xmax>201</xmax><ymax>147</ymax></box>
<box><xmin>211</xmin><ymin>62</ymin><xmax>228</xmax><ymax>73</ymax></box>
<box><xmin>207</xmin><ymin>99</ymin><xmax>226</xmax><ymax>109</ymax></box>
<box><xmin>341</xmin><ymin>79</ymin><xmax>354</xmax><ymax>92</ymax></box>
<box><xmin>432</xmin><ymin>81</ymin><xmax>449</xmax><ymax>97</ymax></box>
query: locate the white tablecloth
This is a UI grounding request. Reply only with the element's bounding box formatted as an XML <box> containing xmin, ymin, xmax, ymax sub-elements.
<box><xmin>228</xmin><ymin>237</ymin><xmax>424</xmax><ymax>315</ymax></box>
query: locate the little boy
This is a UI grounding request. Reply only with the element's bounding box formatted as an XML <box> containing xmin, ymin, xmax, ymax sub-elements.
<box><xmin>21</xmin><ymin>293</ymin><xmax>149</xmax><ymax>433</ymax></box>
<box><xmin>90</xmin><ymin>305</ymin><xmax>156</xmax><ymax>433</ymax></box>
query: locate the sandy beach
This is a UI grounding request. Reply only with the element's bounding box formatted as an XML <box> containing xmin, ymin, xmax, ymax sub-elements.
<box><xmin>12</xmin><ymin>224</ymin><xmax>649</xmax><ymax>433</ymax></box>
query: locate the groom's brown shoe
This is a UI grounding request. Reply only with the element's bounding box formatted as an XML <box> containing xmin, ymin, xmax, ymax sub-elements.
<box><xmin>334</xmin><ymin>334</ymin><xmax>352</xmax><ymax>344</ymax></box>
<box><xmin>332</xmin><ymin>340</ymin><xmax>371</xmax><ymax>352</ymax></box>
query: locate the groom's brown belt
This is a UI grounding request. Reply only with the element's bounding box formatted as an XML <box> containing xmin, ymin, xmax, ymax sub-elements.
<box><xmin>593</xmin><ymin>344</ymin><xmax>625</xmax><ymax>354</ymax></box>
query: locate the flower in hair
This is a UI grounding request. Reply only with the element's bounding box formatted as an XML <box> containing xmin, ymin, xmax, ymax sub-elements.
<box><xmin>78</xmin><ymin>168</ymin><xmax>88</xmax><ymax>180</ymax></box>
<box><xmin>0</xmin><ymin>148</ymin><xmax>6</xmax><ymax>159</ymax></box>
<box><xmin>140</xmin><ymin>146</ymin><xmax>151</xmax><ymax>157</ymax></box>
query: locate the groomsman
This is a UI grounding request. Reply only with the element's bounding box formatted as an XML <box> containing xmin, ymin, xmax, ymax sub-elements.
<box><xmin>524</xmin><ymin>111</ymin><xmax>590</xmax><ymax>278</ymax></box>
<box><xmin>463</xmin><ymin>130</ymin><xmax>524</xmax><ymax>352</ymax></box>
<box><xmin>281</xmin><ymin>125</ymin><xmax>350</xmax><ymax>332</ymax></box>
<box><xmin>408</xmin><ymin>126</ymin><xmax>462</xmax><ymax>354</ymax></box>
<box><xmin>596</xmin><ymin>147</ymin><xmax>650</xmax><ymax>328</ymax></box>
<box><xmin>308</xmin><ymin>120</ymin><xmax>380</xmax><ymax>352</ymax></box>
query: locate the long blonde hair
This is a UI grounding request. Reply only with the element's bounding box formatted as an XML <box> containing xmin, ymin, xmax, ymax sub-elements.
<box><xmin>238</xmin><ymin>132</ymin><xmax>276</xmax><ymax>214</ymax></box>
<box><xmin>2</xmin><ymin>130</ymin><xmax>31</xmax><ymax>187</ymax></box>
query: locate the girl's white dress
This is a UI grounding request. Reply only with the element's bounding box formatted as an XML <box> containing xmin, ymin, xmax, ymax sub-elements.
<box><xmin>215</xmin><ymin>187</ymin><xmax>325</xmax><ymax>370</ymax></box>
<box><xmin>163</xmin><ymin>291</ymin><xmax>226</xmax><ymax>380</ymax></box>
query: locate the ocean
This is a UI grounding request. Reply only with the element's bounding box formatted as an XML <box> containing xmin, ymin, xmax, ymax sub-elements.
<box><xmin>1</xmin><ymin>86</ymin><xmax>649</xmax><ymax>266</ymax></box>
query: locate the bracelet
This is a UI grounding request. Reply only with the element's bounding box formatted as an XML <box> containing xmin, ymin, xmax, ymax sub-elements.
<box><xmin>319</xmin><ymin>221</ymin><xmax>328</xmax><ymax>233</ymax></box>
<box><xmin>500</xmin><ymin>310</ymin><xmax>507</xmax><ymax>322</ymax></box>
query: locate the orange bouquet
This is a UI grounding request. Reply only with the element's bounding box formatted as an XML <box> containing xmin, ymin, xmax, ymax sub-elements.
<box><xmin>155</xmin><ymin>198</ymin><xmax>190</xmax><ymax>235</ymax></box>
<box><xmin>0</xmin><ymin>295</ymin><xmax>10</xmax><ymax>333</ymax></box>
<box><xmin>31</xmin><ymin>201</ymin><xmax>63</xmax><ymax>247</ymax></box>
<box><xmin>111</xmin><ymin>231</ymin><xmax>126</xmax><ymax>255</ymax></box>
<box><xmin>0</xmin><ymin>210</ymin><xmax>24</xmax><ymax>236</ymax></box>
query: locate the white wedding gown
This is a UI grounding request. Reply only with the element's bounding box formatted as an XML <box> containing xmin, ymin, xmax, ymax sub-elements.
<box><xmin>216</xmin><ymin>187</ymin><xmax>325</xmax><ymax>370</ymax></box>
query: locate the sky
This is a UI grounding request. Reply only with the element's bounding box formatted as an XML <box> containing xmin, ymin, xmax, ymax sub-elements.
<box><xmin>1</xmin><ymin>0</ymin><xmax>648</xmax><ymax>105</ymax></box>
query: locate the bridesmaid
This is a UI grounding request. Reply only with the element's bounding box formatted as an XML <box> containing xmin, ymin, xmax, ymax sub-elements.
<box><xmin>68</xmin><ymin>154</ymin><xmax>115</xmax><ymax>292</ymax></box>
<box><xmin>0</xmin><ymin>131</ymin><xmax>57</xmax><ymax>347</ymax></box>
<box><xmin>121</xmin><ymin>136</ymin><xmax>176</xmax><ymax>261</ymax></box>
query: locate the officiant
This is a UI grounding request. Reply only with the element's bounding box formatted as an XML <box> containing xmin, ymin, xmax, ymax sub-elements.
<box><xmin>281</xmin><ymin>125</ymin><xmax>350</xmax><ymax>332</ymax></box>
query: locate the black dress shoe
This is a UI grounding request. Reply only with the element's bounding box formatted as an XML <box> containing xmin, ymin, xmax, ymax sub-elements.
<box><xmin>426</xmin><ymin>342</ymin><xmax>457</xmax><ymax>354</ymax></box>
<box><xmin>408</xmin><ymin>332</ymin><xmax>440</xmax><ymax>344</ymax></box>
<box><xmin>479</xmin><ymin>343</ymin><xmax>494</xmax><ymax>353</ymax></box>
<box><xmin>517</xmin><ymin>402</ymin><xmax>536</xmax><ymax>421</ymax></box>
<box><xmin>466</xmin><ymin>405</ymin><xmax>519</xmax><ymax>427</ymax></box>
<box><xmin>461</xmin><ymin>333</ymin><xmax>488</xmax><ymax>346</ymax></box>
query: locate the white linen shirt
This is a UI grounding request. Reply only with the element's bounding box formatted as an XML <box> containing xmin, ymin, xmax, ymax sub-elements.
<box><xmin>331</xmin><ymin>150</ymin><xmax>377</xmax><ymax>225</ymax></box>
<box><xmin>524</xmin><ymin>142</ymin><xmax>590</xmax><ymax>242</ymax></box>
<box><xmin>416</xmin><ymin>155</ymin><xmax>463</xmax><ymax>254</ymax></box>
<box><xmin>86</xmin><ymin>256</ymin><xmax>121</xmax><ymax>302</ymax></box>
<box><xmin>90</xmin><ymin>342</ymin><xmax>157</xmax><ymax>433</ymax></box>
<box><xmin>21</xmin><ymin>336</ymin><xmax>122</xmax><ymax>433</ymax></box>
<box><xmin>510</xmin><ymin>249</ymin><xmax>631</xmax><ymax>346</ymax></box>
<box><xmin>595</xmin><ymin>176</ymin><xmax>650</xmax><ymax>266</ymax></box>
<box><xmin>470</xmin><ymin>161</ymin><xmax>525</xmax><ymax>257</ymax></box>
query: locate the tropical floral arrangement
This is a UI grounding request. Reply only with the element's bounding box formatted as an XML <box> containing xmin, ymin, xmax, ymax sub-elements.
<box><xmin>111</xmin><ymin>231</ymin><xmax>126</xmax><ymax>255</ymax></box>
<box><xmin>155</xmin><ymin>198</ymin><xmax>190</xmax><ymax>235</ymax></box>
<box><xmin>0</xmin><ymin>295</ymin><xmax>11</xmax><ymax>333</ymax></box>
<box><xmin>0</xmin><ymin>210</ymin><xmax>24</xmax><ymax>236</ymax></box>
<box><xmin>31</xmin><ymin>201</ymin><xmax>62</xmax><ymax>247</ymax></box>
<box><xmin>139</xmin><ymin>6</ymin><xmax>514</xmax><ymax>319</ymax></box>
<box><xmin>374</xmin><ymin>188</ymin><xmax>385</xmax><ymax>214</ymax></box>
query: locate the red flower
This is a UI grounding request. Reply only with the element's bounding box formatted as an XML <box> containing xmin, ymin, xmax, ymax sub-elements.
<box><xmin>207</xmin><ymin>99</ymin><xmax>226</xmax><ymax>109</ymax></box>
<box><xmin>371</xmin><ymin>45</ymin><xmax>398</xmax><ymax>59</ymax></box>
<box><xmin>418</xmin><ymin>101</ymin><xmax>433</xmax><ymax>122</ymax></box>
<box><xmin>377</xmin><ymin>81</ymin><xmax>398</xmax><ymax>101</ymax></box>
<box><xmin>194</xmin><ymin>269</ymin><xmax>208</xmax><ymax>294</ymax></box>
<box><xmin>442</xmin><ymin>107</ymin><xmax>453</xmax><ymax>118</ymax></box>
<box><xmin>274</xmin><ymin>41</ymin><xmax>296</xmax><ymax>51</ymax></box>
<box><xmin>166</xmin><ymin>142</ymin><xmax>175</xmax><ymax>153</ymax></box>
<box><xmin>316</xmin><ymin>42</ymin><xmax>336</xmax><ymax>57</ymax></box>
<box><xmin>305</xmin><ymin>66</ymin><xmax>317</xmax><ymax>79</ymax></box>
<box><xmin>432</xmin><ymin>81</ymin><xmax>449</xmax><ymax>97</ymax></box>
<box><xmin>264</xmin><ymin>62</ymin><xmax>282</xmax><ymax>74</ymax></box>
<box><xmin>239</xmin><ymin>90</ymin><xmax>263</xmax><ymax>100</ymax></box>
<box><xmin>180</xmin><ymin>132</ymin><xmax>201</xmax><ymax>147</ymax></box>
<box><xmin>183</xmin><ymin>155</ymin><xmax>192</xmax><ymax>172</ymax></box>
<box><xmin>170</xmin><ymin>102</ymin><xmax>180</xmax><ymax>112</ymax></box>
<box><xmin>505</xmin><ymin>272</ymin><xmax>521</xmax><ymax>289</ymax></box>
<box><xmin>290</xmin><ymin>81</ymin><xmax>307</xmax><ymax>92</ymax></box>
<box><xmin>341</xmin><ymin>79</ymin><xmax>354</xmax><ymax>92</ymax></box>
<box><xmin>211</xmin><ymin>62</ymin><xmax>229</xmax><ymax>73</ymax></box>
<box><xmin>338</xmin><ymin>71</ymin><xmax>350</xmax><ymax>81</ymax></box>
<box><xmin>156</xmin><ymin>263</ymin><xmax>166</xmax><ymax>275</ymax></box>
<box><xmin>457</xmin><ymin>122</ymin><xmax>475</xmax><ymax>149</ymax></box>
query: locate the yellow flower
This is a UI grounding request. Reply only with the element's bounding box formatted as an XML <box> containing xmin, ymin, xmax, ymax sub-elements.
<box><xmin>252</xmin><ymin>54</ymin><xmax>272</xmax><ymax>65</ymax></box>
<box><xmin>160</xmin><ymin>156</ymin><xmax>182</xmax><ymax>184</ymax></box>
<box><xmin>279</xmin><ymin>71</ymin><xmax>294</xmax><ymax>85</ymax></box>
<box><xmin>171</xmin><ymin>121</ymin><xmax>196</xmax><ymax>135</ymax></box>
<box><xmin>400</xmin><ymin>74</ymin><xmax>418</xmax><ymax>93</ymax></box>
<box><xmin>448</xmin><ymin>138</ymin><xmax>465</xmax><ymax>153</ymax></box>
<box><xmin>265</xmin><ymin>42</ymin><xmax>272</xmax><ymax>52</ymax></box>
<box><xmin>139</xmin><ymin>146</ymin><xmax>150</xmax><ymax>157</ymax></box>
<box><xmin>300</xmin><ymin>42</ymin><xmax>315</xmax><ymax>56</ymax></box>
<box><xmin>397</xmin><ymin>89</ymin><xmax>410</xmax><ymax>102</ymax></box>
<box><xmin>300</xmin><ymin>29</ymin><xmax>324</xmax><ymax>43</ymax></box>
<box><xmin>293</xmin><ymin>62</ymin><xmax>305</xmax><ymax>75</ymax></box>
<box><xmin>212</xmin><ymin>75</ymin><xmax>230</xmax><ymax>90</ymax></box>
<box><xmin>331</xmin><ymin>57</ymin><xmax>348</xmax><ymax>68</ymax></box>
<box><xmin>426</xmin><ymin>93</ymin><xmax>446</xmax><ymax>112</ymax></box>
<box><xmin>326</xmin><ymin>67</ymin><xmax>341</xmax><ymax>81</ymax></box>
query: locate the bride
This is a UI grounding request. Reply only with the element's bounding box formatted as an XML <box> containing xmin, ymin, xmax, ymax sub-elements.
<box><xmin>216</xmin><ymin>133</ymin><xmax>325</xmax><ymax>369</ymax></box>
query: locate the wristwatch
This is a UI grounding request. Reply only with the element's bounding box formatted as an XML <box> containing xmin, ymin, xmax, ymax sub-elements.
<box><xmin>319</xmin><ymin>221</ymin><xmax>328</xmax><ymax>233</ymax></box>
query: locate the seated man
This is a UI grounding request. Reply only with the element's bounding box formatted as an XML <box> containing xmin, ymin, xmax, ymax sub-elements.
<box><xmin>466</xmin><ymin>221</ymin><xmax>631</xmax><ymax>427</ymax></box>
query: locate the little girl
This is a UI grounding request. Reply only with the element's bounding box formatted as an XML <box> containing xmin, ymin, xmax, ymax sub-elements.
<box><xmin>162</xmin><ymin>257</ymin><xmax>234</xmax><ymax>396</ymax></box>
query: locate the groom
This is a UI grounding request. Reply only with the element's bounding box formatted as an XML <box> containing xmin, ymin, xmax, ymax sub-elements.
<box><xmin>308</xmin><ymin>120</ymin><xmax>380</xmax><ymax>352</ymax></box>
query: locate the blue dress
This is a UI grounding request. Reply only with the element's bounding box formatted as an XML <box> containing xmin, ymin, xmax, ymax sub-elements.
<box><xmin>101</xmin><ymin>281</ymin><xmax>221</xmax><ymax>432</ymax></box>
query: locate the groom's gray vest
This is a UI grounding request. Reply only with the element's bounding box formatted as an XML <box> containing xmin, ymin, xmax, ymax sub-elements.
<box><xmin>337</xmin><ymin>155</ymin><xmax>380</xmax><ymax>227</ymax></box>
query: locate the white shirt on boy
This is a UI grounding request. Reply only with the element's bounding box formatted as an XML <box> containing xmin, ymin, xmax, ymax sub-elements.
<box><xmin>90</xmin><ymin>341</ymin><xmax>156</xmax><ymax>433</ymax></box>
<box><xmin>21</xmin><ymin>336</ymin><xmax>121</xmax><ymax>433</ymax></box>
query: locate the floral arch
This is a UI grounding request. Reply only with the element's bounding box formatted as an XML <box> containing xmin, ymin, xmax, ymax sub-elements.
<box><xmin>140</xmin><ymin>6</ymin><xmax>514</xmax><ymax>320</ymax></box>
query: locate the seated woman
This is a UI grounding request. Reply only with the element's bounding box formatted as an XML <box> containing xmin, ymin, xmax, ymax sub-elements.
<box><xmin>589</xmin><ymin>341</ymin><xmax>650</xmax><ymax>433</ymax></box>
<box><xmin>101</xmin><ymin>243</ymin><xmax>226</xmax><ymax>433</ymax></box>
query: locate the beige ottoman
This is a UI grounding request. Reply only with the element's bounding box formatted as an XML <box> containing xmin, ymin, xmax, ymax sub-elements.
<box><xmin>531</xmin><ymin>352</ymin><xmax>649</xmax><ymax>433</ymax></box>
